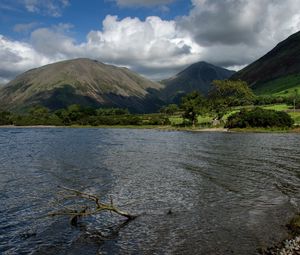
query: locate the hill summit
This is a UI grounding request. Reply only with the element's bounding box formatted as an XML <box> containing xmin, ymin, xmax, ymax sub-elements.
<box><xmin>0</xmin><ymin>58</ymin><xmax>163</xmax><ymax>113</ymax></box>
<box><xmin>160</xmin><ymin>61</ymin><xmax>235</xmax><ymax>103</ymax></box>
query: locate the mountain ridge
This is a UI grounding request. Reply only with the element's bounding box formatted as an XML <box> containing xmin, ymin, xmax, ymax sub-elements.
<box><xmin>231</xmin><ymin>31</ymin><xmax>300</xmax><ymax>92</ymax></box>
<box><xmin>0</xmin><ymin>58</ymin><xmax>164</xmax><ymax>113</ymax></box>
<box><xmin>160</xmin><ymin>61</ymin><xmax>235</xmax><ymax>103</ymax></box>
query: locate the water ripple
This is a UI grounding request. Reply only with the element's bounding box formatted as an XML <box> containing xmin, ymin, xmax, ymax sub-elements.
<box><xmin>0</xmin><ymin>129</ymin><xmax>300</xmax><ymax>254</ymax></box>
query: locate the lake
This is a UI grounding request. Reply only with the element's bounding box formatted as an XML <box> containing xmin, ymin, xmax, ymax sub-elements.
<box><xmin>1</xmin><ymin>128</ymin><xmax>300</xmax><ymax>254</ymax></box>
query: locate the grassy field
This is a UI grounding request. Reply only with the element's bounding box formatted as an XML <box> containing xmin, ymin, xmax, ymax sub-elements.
<box><xmin>262</xmin><ymin>104</ymin><xmax>290</xmax><ymax>111</ymax></box>
<box><xmin>289</xmin><ymin>111</ymin><xmax>300</xmax><ymax>125</ymax></box>
<box><xmin>169</xmin><ymin>104</ymin><xmax>300</xmax><ymax>126</ymax></box>
<box><xmin>169</xmin><ymin>115</ymin><xmax>183</xmax><ymax>125</ymax></box>
<box><xmin>169</xmin><ymin>114</ymin><xmax>214</xmax><ymax>125</ymax></box>
<box><xmin>254</xmin><ymin>75</ymin><xmax>300</xmax><ymax>96</ymax></box>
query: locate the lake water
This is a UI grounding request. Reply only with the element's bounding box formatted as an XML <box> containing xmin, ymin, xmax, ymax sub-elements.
<box><xmin>1</xmin><ymin>128</ymin><xmax>300</xmax><ymax>254</ymax></box>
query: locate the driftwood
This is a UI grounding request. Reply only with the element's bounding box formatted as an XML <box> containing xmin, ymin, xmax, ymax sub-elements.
<box><xmin>48</xmin><ymin>186</ymin><xmax>136</xmax><ymax>225</ymax></box>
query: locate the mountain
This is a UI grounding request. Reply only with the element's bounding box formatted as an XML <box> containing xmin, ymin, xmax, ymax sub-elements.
<box><xmin>0</xmin><ymin>58</ymin><xmax>164</xmax><ymax>113</ymax></box>
<box><xmin>160</xmin><ymin>61</ymin><xmax>235</xmax><ymax>103</ymax></box>
<box><xmin>231</xmin><ymin>31</ymin><xmax>300</xmax><ymax>95</ymax></box>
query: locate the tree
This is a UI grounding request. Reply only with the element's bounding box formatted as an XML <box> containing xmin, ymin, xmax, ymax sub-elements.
<box><xmin>180</xmin><ymin>91</ymin><xmax>207</xmax><ymax>126</ymax></box>
<box><xmin>208</xmin><ymin>79</ymin><xmax>255</xmax><ymax>119</ymax></box>
<box><xmin>0</xmin><ymin>111</ymin><xmax>12</xmax><ymax>125</ymax></box>
<box><xmin>160</xmin><ymin>104</ymin><xmax>179</xmax><ymax>115</ymax></box>
<box><xmin>293</xmin><ymin>89</ymin><xmax>299</xmax><ymax>111</ymax></box>
<box><xmin>96</xmin><ymin>108</ymin><xmax>129</xmax><ymax>116</ymax></box>
<box><xmin>29</xmin><ymin>105</ymin><xmax>49</xmax><ymax>119</ymax></box>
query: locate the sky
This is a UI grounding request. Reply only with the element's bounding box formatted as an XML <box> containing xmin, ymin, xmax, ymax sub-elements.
<box><xmin>0</xmin><ymin>0</ymin><xmax>300</xmax><ymax>84</ymax></box>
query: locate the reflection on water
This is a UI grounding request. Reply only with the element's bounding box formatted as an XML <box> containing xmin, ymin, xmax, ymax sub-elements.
<box><xmin>1</xmin><ymin>128</ymin><xmax>300</xmax><ymax>254</ymax></box>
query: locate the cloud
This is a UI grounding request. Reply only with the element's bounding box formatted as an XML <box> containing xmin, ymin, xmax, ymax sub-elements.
<box><xmin>114</xmin><ymin>0</ymin><xmax>175</xmax><ymax>7</ymax></box>
<box><xmin>1</xmin><ymin>0</ymin><xmax>300</xmax><ymax>84</ymax></box>
<box><xmin>179</xmin><ymin>0</ymin><xmax>300</xmax><ymax>66</ymax></box>
<box><xmin>85</xmin><ymin>15</ymin><xmax>201</xmax><ymax>80</ymax></box>
<box><xmin>13</xmin><ymin>22</ymin><xmax>39</xmax><ymax>33</ymax></box>
<box><xmin>23</xmin><ymin>0</ymin><xmax>69</xmax><ymax>17</ymax></box>
<box><xmin>30</xmin><ymin>23</ymin><xmax>81</xmax><ymax>58</ymax></box>
<box><xmin>0</xmin><ymin>2</ymin><xmax>21</xmax><ymax>12</ymax></box>
<box><xmin>24</xmin><ymin>16</ymin><xmax>201</xmax><ymax>80</ymax></box>
<box><xmin>85</xmin><ymin>15</ymin><xmax>200</xmax><ymax>65</ymax></box>
<box><xmin>0</xmin><ymin>35</ymin><xmax>53</xmax><ymax>82</ymax></box>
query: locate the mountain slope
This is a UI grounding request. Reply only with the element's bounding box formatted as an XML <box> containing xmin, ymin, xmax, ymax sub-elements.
<box><xmin>0</xmin><ymin>58</ymin><xmax>163</xmax><ymax>113</ymax></box>
<box><xmin>160</xmin><ymin>61</ymin><xmax>235</xmax><ymax>103</ymax></box>
<box><xmin>231</xmin><ymin>31</ymin><xmax>300</xmax><ymax>93</ymax></box>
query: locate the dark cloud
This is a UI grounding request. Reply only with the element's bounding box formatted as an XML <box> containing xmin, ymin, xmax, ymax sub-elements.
<box><xmin>178</xmin><ymin>0</ymin><xmax>300</xmax><ymax>67</ymax></box>
<box><xmin>180</xmin><ymin>0</ymin><xmax>264</xmax><ymax>46</ymax></box>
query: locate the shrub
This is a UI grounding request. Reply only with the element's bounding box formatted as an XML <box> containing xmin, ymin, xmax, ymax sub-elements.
<box><xmin>225</xmin><ymin>107</ymin><xmax>294</xmax><ymax>128</ymax></box>
<box><xmin>0</xmin><ymin>111</ymin><xmax>12</xmax><ymax>125</ymax></box>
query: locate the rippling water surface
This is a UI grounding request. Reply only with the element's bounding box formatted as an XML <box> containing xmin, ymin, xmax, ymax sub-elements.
<box><xmin>1</xmin><ymin>128</ymin><xmax>300</xmax><ymax>254</ymax></box>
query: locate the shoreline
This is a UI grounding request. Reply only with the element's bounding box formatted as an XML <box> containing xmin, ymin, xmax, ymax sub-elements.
<box><xmin>0</xmin><ymin>124</ymin><xmax>228</xmax><ymax>131</ymax></box>
<box><xmin>0</xmin><ymin>125</ymin><xmax>299</xmax><ymax>133</ymax></box>
<box><xmin>260</xmin><ymin>214</ymin><xmax>300</xmax><ymax>254</ymax></box>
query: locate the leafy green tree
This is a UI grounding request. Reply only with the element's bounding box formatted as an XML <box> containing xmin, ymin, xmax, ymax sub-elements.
<box><xmin>54</xmin><ymin>109</ymin><xmax>70</xmax><ymax>125</ymax></box>
<box><xmin>29</xmin><ymin>105</ymin><xmax>49</xmax><ymax>118</ymax></box>
<box><xmin>0</xmin><ymin>111</ymin><xmax>12</xmax><ymax>125</ymax></box>
<box><xmin>180</xmin><ymin>91</ymin><xmax>207</xmax><ymax>126</ymax></box>
<box><xmin>26</xmin><ymin>105</ymin><xmax>51</xmax><ymax>125</ymax></box>
<box><xmin>66</xmin><ymin>104</ymin><xmax>83</xmax><ymax>122</ymax></box>
<box><xmin>209</xmin><ymin>79</ymin><xmax>255</xmax><ymax>119</ymax></box>
<box><xmin>96</xmin><ymin>108</ymin><xmax>129</xmax><ymax>116</ymax></box>
<box><xmin>160</xmin><ymin>104</ymin><xmax>179</xmax><ymax>115</ymax></box>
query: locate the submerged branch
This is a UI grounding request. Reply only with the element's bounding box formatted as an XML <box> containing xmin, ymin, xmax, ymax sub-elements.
<box><xmin>49</xmin><ymin>186</ymin><xmax>136</xmax><ymax>225</ymax></box>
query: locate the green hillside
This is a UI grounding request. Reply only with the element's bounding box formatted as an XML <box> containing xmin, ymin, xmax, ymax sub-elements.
<box><xmin>254</xmin><ymin>74</ymin><xmax>300</xmax><ymax>96</ymax></box>
<box><xmin>232</xmin><ymin>31</ymin><xmax>300</xmax><ymax>95</ymax></box>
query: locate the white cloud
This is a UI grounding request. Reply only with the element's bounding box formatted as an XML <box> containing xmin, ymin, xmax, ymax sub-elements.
<box><xmin>0</xmin><ymin>35</ymin><xmax>53</xmax><ymax>82</ymax></box>
<box><xmin>85</xmin><ymin>15</ymin><xmax>200</xmax><ymax>63</ymax></box>
<box><xmin>23</xmin><ymin>0</ymin><xmax>69</xmax><ymax>17</ymax></box>
<box><xmin>114</xmin><ymin>0</ymin><xmax>174</xmax><ymax>7</ymax></box>
<box><xmin>1</xmin><ymin>0</ymin><xmax>300</xmax><ymax>83</ymax></box>
<box><xmin>85</xmin><ymin>15</ymin><xmax>202</xmax><ymax>79</ymax></box>
<box><xmin>10</xmin><ymin>16</ymin><xmax>201</xmax><ymax>80</ymax></box>
<box><xmin>30</xmin><ymin>23</ymin><xmax>79</xmax><ymax>58</ymax></box>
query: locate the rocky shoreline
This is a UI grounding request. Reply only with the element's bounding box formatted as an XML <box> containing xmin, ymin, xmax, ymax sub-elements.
<box><xmin>261</xmin><ymin>215</ymin><xmax>300</xmax><ymax>255</ymax></box>
<box><xmin>261</xmin><ymin>236</ymin><xmax>300</xmax><ymax>255</ymax></box>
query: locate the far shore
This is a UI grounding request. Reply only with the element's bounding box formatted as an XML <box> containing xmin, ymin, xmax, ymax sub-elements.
<box><xmin>1</xmin><ymin>124</ymin><xmax>300</xmax><ymax>133</ymax></box>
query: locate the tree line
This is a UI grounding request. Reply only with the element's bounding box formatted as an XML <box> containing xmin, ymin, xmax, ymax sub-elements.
<box><xmin>161</xmin><ymin>79</ymin><xmax>295</xmax><ymax>128</ymax></box>
<box><xmin>0</xmin><ymin>104</ymin><xmax>170</xmax><ymax>126</ymax></box>
<box><xmin>0</xmin><ymin>79</ymin><xmax>296</xmax><ymax>128</ymax></box>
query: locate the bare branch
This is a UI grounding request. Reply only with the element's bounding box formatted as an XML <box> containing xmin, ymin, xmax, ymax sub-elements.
<box><xmin>49</xmin><ymin>186</ymin><xmax>136</xmax><ymax>225</ymax></box>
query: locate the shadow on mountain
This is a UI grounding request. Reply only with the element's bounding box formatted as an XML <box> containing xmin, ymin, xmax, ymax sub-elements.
<box><xmin>23</xmin><ymin>85</ymin><xmax>164</xmax><ymax>113</ymax></box>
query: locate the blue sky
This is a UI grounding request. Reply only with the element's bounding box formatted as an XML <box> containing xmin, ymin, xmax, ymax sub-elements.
<box><xmin>1</xmin><ymin>0</ymin><xmax>190</xmax><ymax>42</ymax></box>
<box><xmin>0</xmin><ymin>0</ymin><xmax>300</xmax><ymax>84</ymax></box>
